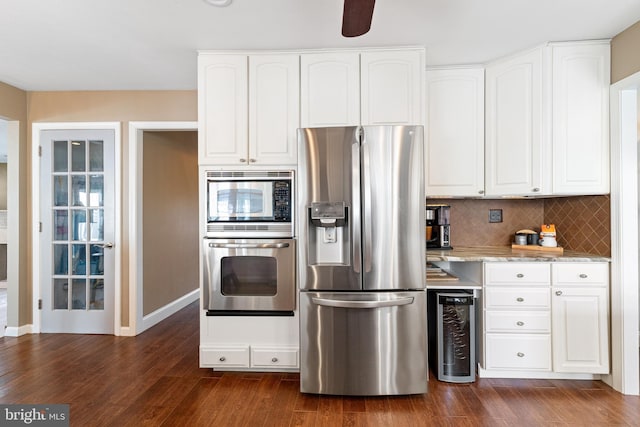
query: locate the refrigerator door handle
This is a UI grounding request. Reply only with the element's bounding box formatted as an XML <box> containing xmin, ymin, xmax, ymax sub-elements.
<box><xmin>208</xmin><ymin>242</ymin><xmax>290</xmax><ymax>249</ymax></box>
<box><xmin>311</xmin><ymin>297</ymin><xmax>414</xmax><ymax>309</ymax></box>
<box><xmin>351</xmin><ymin>138</ymin><xmax>361</xmax><ymax>273</ymax></box>
<box><xmin>361</xmin><ymin>136</ymin><xmax>373</xmax><ymax>273</ymax></box>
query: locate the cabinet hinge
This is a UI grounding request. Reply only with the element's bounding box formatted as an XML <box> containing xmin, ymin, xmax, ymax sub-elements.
<box><xmin>38</xmin><ymin>299</ymin><xmax>42</xmax><ymax>310</ymax></box>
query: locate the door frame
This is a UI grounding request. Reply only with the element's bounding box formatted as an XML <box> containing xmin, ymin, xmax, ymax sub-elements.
<box><xmin>609</xmin><ymin>71</ymin><xmax>640</xmax><ymax>395</ymax></box>
<box><xmin>32</xmin><ymin>122</ymin><xmax>121</xmax><ymax>335</ymax></box>
<box><xmin>127</xmin><ymin>121</ymin><xmax>198</xmax><ymax>336</ymax></box>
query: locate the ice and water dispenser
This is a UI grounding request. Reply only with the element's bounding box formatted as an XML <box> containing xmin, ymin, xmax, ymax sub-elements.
<box><xmin>307</xmin><ymin>202</ymin><xmax>349</xmax><ymax>265</ymax></box>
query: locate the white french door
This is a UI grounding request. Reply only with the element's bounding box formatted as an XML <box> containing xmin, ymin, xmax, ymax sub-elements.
<box><xmin>39</xmin><ymin>129</ymin><xmax>115</xmax><ymax>333</ymax></box>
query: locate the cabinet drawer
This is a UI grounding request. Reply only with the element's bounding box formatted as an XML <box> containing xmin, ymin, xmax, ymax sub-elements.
<box><xmin>485</xmin><ymin>263</ymin><xmax>550</xmax><ymax>285</ymax></box>
<box><xmin>251</xmin><ymin>347</ymin><xmax>299</xmax><ymax>368</ymax></box>
<box><xmin>200</xmin><ymin>346</ymin><xmax>250</xmax><ymax>368</ymax></box>
<box><xmin>552</xmin><ymin>263</ymin><xmax>609</xmax><ymax>285</ymax></box>
<box><xmin>484</xmin><ymin>287</ymin><xmax>550</xmax><ymax>309</ymax></box>
<box><xmin>485</xmin><ymin>334</ymin><xmax>551</xmax><ymax>371</ymax></box>
<box><xmin>485</xmin><ymin>311</ymin><xmax>550</xmax><ymax>333</ymax></box>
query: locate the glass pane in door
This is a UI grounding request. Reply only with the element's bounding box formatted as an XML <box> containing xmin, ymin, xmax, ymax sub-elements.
<box><xmin>47</xmin><ymin>137</ymin><xmax>108</xmax><ymax>315</ymax></box>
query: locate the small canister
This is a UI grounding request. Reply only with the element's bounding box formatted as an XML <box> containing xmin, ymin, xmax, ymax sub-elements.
<box><xmin>527</xmin><ymin>233</ymin><xmax>539</xmax><ymax>245</ymax></box>
<box><xmin>514</xmin><ymin>233</ymin><xmax>527</xmax><ymax>245</ymax></box>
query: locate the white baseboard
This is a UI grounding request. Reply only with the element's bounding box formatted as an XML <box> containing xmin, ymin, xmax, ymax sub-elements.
<box><xmin>118</xmin><ymin>326</ymin><xmax>135</xmax><ymax>337</ymax></box>
<box><xmin>4</xmin><ymin>323</ymin><xmax>33</xmax><ymax>337</ymax></box>
<box><xmin>140</xmin><ymin>289</ymin><xmax>199</xmax><ymax>334</ymax></box>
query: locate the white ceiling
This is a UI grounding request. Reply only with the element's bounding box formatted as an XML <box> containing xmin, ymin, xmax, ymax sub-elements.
<box><xmin>0</xmin><ymin>0</ymin><xmax>640</xmax><ymax>91</ymax></box>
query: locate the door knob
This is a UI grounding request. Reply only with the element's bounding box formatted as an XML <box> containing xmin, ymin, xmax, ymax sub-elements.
<box><xmin>98</xmin><ymin>242</ymin><xmax>114</xmax><ymax>249</ymax></box>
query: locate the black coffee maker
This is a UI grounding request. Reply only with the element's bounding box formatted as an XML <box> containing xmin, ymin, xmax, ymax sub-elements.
<box><xmin>426</xmin><ymin>204</ymin><xmax>451</xmax><ymax>249</ymax></box>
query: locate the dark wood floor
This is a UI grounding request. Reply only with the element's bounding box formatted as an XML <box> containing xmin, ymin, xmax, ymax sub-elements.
<box><xmin>1</xmin><ymin>302</ymin><xmax>639</xmax><ymax>426</ymax></box>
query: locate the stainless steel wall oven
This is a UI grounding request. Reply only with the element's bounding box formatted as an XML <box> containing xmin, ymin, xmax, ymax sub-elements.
<box><xmin>202</xmin><ymin>170</ymin><xmax>296</xmax><ymax>316</ymax></box>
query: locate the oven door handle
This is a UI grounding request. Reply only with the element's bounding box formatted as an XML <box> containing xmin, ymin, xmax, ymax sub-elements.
<box><xmin>207</xmin><ymin>242</ymin><xmax>290</xmax><ymax>249</ymax></box>
<box><xmin>311</xmin><ymin>297</ymin><xmax>414</xmax><ymax>309</ymax></box>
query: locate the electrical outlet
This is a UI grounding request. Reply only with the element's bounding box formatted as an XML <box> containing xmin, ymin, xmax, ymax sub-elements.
<box><xmin>489</xmin><ymin>209</ymin><xmax>503</xmax><ymax>223</ymax></box>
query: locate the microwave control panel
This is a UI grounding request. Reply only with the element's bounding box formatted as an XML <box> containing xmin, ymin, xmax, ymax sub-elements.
<box><xmin>273</xmin><ymin>181</ymin><xmax>292</xmax><ymax>221</ymax></box>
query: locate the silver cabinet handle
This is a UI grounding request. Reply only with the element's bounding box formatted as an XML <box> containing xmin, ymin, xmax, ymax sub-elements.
<box><xmin>271</xmin><ymin>357</ymin><xmax>278</xmax><ymax>363</ymax></box>
<box><xmin>312</xmin><ymin>297</ymin><xmax>414</xmax><ymax>309</ymax></box>
<box><xmin>208</xmin><ymin>242</ymin><xmax>290</xmax><ymax>249</ymax></box>
<box><xmin>219</xmin><ymin>356</ymin><xmax>226</xmax><ymax>362</ymax></box>
<box><xmin>516</xmin><ymin>273</ymin><xmax>524</xmax><ymax>278</ymax></box>
<box><xmin>516</xmin><ymin>297</ymin><xmax>524</xmax><ymax>302</ymax></box>
<box><xmin>239</xmin><ymin>158</ymin><xmax>247</xmax><ymax>163</ymax></box>
<box><xmin>516</xmin><ymin>321</ymin><xmax>524</xmax><ymax>326</ymax></box>
<box><xmin>532</xmin><ymin>187</ymin><xmax>540</xmax><ymax>192</ymax></box>
<box><xmin>579</xmin><ymin>274</ymin><xmax>588</xmax><ymax>279</ymax></box>
<box><xmin>98</xmin><ymin>242</ymin><xmax>114</xmax><ymax>249</ymax></box>
<box><xmin>478</xmin><ymin>190</ymin><xmax>485</xmax><ymax>195</ymax></box>
<box><xmin>555</xmin><ymin>291</ymin><xmax>563</xmax><ymax>296</ymax></box>
<box><xmin>517</xmin><ymin>352</ymin><xmax>525</xmax><ymax>358</ymax></box>
<box><xmin>249</xmin><ymin>158</ymin><xmax>257</xmax><ymax>163</ymax></box>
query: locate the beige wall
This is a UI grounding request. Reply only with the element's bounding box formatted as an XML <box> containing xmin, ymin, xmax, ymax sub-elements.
<box><xmin>0</xmin><ymin>81</ymin><xmax>29</xmax><ymax>327</ymax></box>
<box><xmin>142</xmin><ymin>131</ymin><xmax>198</xmax><ymax>315</ymax></box>
<box><xmin>29</xmin><ymin>90</ymin><xmax>197</xmax><ymax>326</ymax></box>
<box><xmin>611</xmin><ymin>20</ymin><xmax>640</xmax><ymax>83</ymax></box>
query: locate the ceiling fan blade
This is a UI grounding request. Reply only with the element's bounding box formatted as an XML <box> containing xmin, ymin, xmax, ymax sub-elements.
<box><xmin>342</xmin><ymin>0</ymin><xmax>376</xmax><ymax>38</ymax></box>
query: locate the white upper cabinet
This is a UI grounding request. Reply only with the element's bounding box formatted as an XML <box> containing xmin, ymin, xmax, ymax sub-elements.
<box><xmin>425</xmin><ymin>68</ymin><xmax>485</xmax><ymax>197</ymax></box>
<box><xmin>249</xmin><ymin>55</ymin><xmax>300</xmax><ymax>165</ymax></box>
<box><xmin>484</xmin><ymin>40</ymin><xmax>610</xmax><ymax>197</ymax></box>
<box><xmin>300</xmin><ymin>48</ymin><xmax>425</xmax><ymax>128</ymax></box>
<box><xmin>198</xmin><ymin>53</ymin><xmax>299</xmax><ymax>165</ymax></box>
<box><xmin>198</xmin><ymin>54</ymin><xmax>248</xmax><ymax>164</ymax></box>
<box><xmin>485</xmin><ymin>47</ymin><xmax>550</xmax><ymax>197</ymax></box>
<box><xmin>300</xmin><ymin>52</ymin><xmax>360</xmax><ymax>127</ymax></box>
<box><xmin>360</xmin><ymin>50</ymin><xmax>424</xmax><ymax>126</ymax></box>
<box><xmin>551</xmin><ymin>42</ymin><xmax>610</xmax><ymax>195</ymax></box>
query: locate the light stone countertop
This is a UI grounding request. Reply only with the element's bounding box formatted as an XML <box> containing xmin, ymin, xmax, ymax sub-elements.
<box><xmin>427</xmin><ymin>246</ymin><xmax>611</xmax><ymax>263</ymax></box>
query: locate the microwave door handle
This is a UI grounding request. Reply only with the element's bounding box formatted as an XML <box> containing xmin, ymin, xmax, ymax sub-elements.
<box><xmin>208</xmin><ymin>242</ymin><xmax>290</xmax><ymax>249</ymax></box>
<box><xmin>311</xmin><ymin>297</ymin><xmax>414</xmax><ymax>309</ymax></box>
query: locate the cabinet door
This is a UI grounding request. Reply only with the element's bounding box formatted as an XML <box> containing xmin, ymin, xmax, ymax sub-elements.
<box><xmin>300</xmin><ymin>52</ymin><xmax>360</xmax><ymax>127</ymax></box>
<box><xmin>361</xmin><ymin>50</ymin><xmax>424</xmax><ymax>126</ymax></box>
<box><xmin>552</xmin><ymin>42</ymin><xmax>610</xmax><ymax>195</ymax></box>
<box><xmin>485</xmin><ymin>47</ymin><xmax>550</xmax><ymax>196</ymax></box>
<box><xmin>425</xmin><ymin>68</ymin><xmax>484</xmax><ymax>197</ymax></box>
<box><xmin>249</xmin><ymin>55</ymin><xmax>300</xmax><ymax>165</ymax></box>
<box><xmin>552</xmin><ymin>286</ymin><xmax>609</xmax><ymax>373</ymax></box>
<box><xmin>198</xmin><ymin>54</ymin><xmax>248</xmax><ymax>165</ymax></box>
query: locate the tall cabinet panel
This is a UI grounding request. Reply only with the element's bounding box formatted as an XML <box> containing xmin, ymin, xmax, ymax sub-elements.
<box><xmin>361</xmin><ymin>50</ymin><xmax>424</xmax><ymax>126</ymax></box>
<box><xmin>425</xmin><ymin>68</ymin><xmax>485</xmax><ymax>197</ymax></box>
<box><xmin>551</xmin><ymin>42</ymin><xmax>610</xmax><ymax>194</ymax></box>
<box><xmin>485</xmin><ymin>47</ymin><xmax>550</xmax><ymax>196</ymax></box>
<box><xmin>198</xmin><ymin>54</ymin><xmax>248</xmax><ymax>164</ymax></box>
<box><xmin>300</xmin><ymin>52</ymin><xmax>360</xmax><ymax>127</ymax></box>
<box><xmin>249</xmin><ymin>54</ymin><xmax>300</xmax><ymax>165</ymax></box>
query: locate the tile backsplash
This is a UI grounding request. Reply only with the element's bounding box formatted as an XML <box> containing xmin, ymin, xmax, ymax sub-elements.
<box><xmin>429</xmin><ymin>195</ymin><xmax>611</xmax><ymax>256</ymax></box>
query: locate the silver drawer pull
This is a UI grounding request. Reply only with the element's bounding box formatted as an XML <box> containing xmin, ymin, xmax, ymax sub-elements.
<box><xmin>555</xmin><ymin>291</ymin><xmax>563</xmax><ymax>296</ymax></box>
<box><xmin>517</xmin><ymin>352</ymin><xmax>525</xmax><ymax>358</ymax></box>
<box><xmin>579</xmin><ymin>274</ymin><xmax>588</xmax><ymax>279</ymax></box>
<box><xmin>239</xmin><ymin>158</ymin><xmax>247</xmax><ymax>163</ymax></box>
<box><xmin>516</xmin><ymin>321</ymin><xmax>524</xmax><ymax>326</ymax></box>
<box><xmin>219</xmin><ymin>356</ymin><xmax>226</xmax><ymax>362</ymax></box>
<box><xmin>271</xmin><ymin>357</ymin><xmax>278</xmax><ymax>363</ymax></box>
<box><xmin>516</xmin><ymin>297</ymin><xmax>524</xmax><ymax>302</ymax></box>
<box><xmin>516</xmin><ymin>273</ymin><xmax>524</xmax><ymax>278</ymax></box>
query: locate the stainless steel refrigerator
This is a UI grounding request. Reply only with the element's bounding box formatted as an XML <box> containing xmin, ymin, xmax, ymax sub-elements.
<box><xmin>298</xmin><ymin>125</ymin><xmax>427</xmax><ymax>396</ymax></box>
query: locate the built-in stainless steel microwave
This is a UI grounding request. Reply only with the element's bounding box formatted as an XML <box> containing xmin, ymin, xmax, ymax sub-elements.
<box><xmin>205</xmin><ymin>171</ymin><xmax>294</xmax><ymax>238</ymax></box>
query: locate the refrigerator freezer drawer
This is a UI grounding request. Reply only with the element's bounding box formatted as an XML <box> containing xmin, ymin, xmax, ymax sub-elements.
<box><xmin>300</xmin><ymin>291</ymin><xmax>428</xmax><ymax>396</ymax></box>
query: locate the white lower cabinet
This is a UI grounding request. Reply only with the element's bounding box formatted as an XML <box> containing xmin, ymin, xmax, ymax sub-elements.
<box><xmin>551</xmin><ymin>263</ymin><xmax>609</xmax><ymax>374</ymax></box>
<box><xmin>200</xmin><ymin>345</ymin><xmax>299</xmax><ymax>370</ymax></box>
<box><xmin>482</xmin><ymin>262</ymin><xmax>610</xmax><ymax>378</ymax></box>
<box><xmin>200</xmin><ymin>314</ymin><xmax>299</xmax><ymax>372</ymax></box>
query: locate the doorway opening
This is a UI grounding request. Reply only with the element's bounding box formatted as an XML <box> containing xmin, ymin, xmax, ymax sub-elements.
<box><xmin>0</xmin><ymin>118</ymin><xmax>7</xmax><ymax>337</ymax></box>
<box><xmin>128</xmin><ymin>122</ymin><xmax>198</xmax><ymax>336</ymax></box>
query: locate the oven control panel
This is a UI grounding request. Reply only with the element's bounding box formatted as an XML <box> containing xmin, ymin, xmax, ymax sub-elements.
<box><xmin>273</xmin><ymin>181</ymin><xmax>291</xmax><ymax>221</ymax></box>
